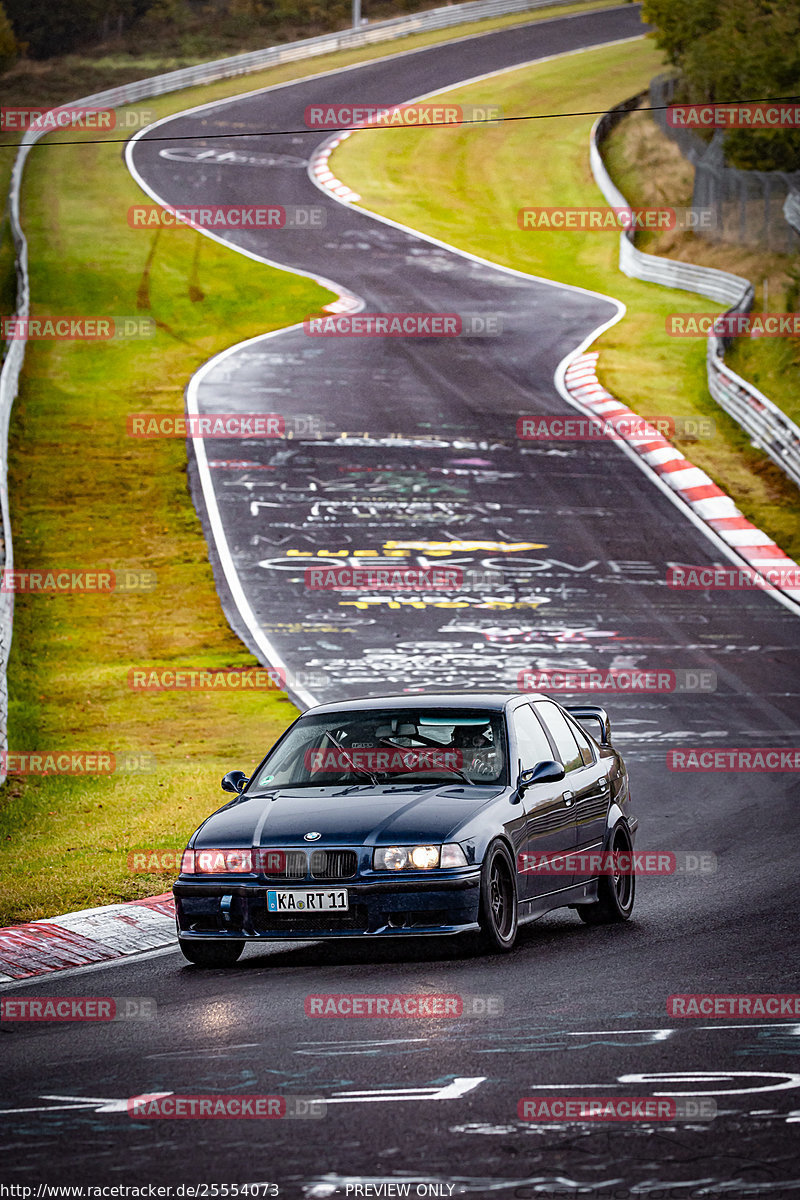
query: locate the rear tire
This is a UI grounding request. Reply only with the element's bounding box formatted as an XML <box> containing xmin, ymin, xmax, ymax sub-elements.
<box><xmin>577</xmin><ymin>824</ymin><xmax>635</xmax><ymax>925</ymax></box>
<box><xmin>179</xmin><ymin>938</ymin><xmax>245</xmax><ymax>967</ymax></box>
<box><xmin>477</xmin><ymin>841</ymin><xmax>518</xmax><ymax>952</ymax></box>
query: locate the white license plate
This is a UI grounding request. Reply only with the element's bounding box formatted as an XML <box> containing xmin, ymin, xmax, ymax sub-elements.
<box><xmin>267</xmin><ymin>888</ymin><xmax>349</xmax><ymax>913</ymax></box>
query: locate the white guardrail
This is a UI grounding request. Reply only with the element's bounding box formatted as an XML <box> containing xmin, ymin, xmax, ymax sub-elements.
<box><xmin>0</xmin><ymin>0</ymin><xmax>570</xmax><ymax>780</ymax></box>
<box><xmin>590</xmin><ymin>96</ymin><xmax>800</xmax><ymax>494</ymax></box>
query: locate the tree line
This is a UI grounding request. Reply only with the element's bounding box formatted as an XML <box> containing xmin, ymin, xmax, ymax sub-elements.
<box><xmin>643</xmin><ymin>0</ymin><xmax>800</xmax><ymax>170</ymax></box>
<box><xmin>0</xmin><ymin>0</ymin><xmax>428</xmax><ymax>62</ymax></box>
<box><xmin>1</xmin><ymin>0</ymin><xmax>797</xmax><ymax>172</ymax></box>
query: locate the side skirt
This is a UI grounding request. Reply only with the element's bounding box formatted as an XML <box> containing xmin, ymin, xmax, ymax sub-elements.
<box><xmin>517</xmin><ymin>879</ymin><xmax>600</xmax><ymax>925</ymax></box>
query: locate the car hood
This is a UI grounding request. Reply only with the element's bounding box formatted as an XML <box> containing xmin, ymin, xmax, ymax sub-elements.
<box><xmin>193</xmin><ymin>784</ymin><xmax>505</xmax><ymax>848</ymax></box>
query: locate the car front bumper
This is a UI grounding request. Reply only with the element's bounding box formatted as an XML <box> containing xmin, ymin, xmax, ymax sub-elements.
<box><xmin>174</xmin><ymin>870</ymin><xmax>482</xmax><ymax>940</ymax></box>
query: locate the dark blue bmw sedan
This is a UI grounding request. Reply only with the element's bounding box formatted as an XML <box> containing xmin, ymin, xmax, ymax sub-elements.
<box><xmin>174</xmin><ymin>692</ymin><xmax>637</xmax><ymax>965</ymax></box>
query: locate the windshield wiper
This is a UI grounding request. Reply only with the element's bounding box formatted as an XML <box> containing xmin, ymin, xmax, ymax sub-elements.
<box><xmin>322</xmin><ymin>730</ymin><xmax>380</xmax><ymax>786</ymax></box>
<box><xmin>389</xmin><ymin>765</ymin><xmax>477</xmax><ymax>785</ymax></box>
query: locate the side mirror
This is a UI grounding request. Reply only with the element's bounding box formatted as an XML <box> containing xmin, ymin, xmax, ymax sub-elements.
<box><xmin>517</xmin><ymin>759</ymin><xmax>565</xmax><ymax>792</ymax></box>
<box><xmin>221</xmin><ymin>769</ymin><xmax>248</xmax><ymax>794</ymax></box>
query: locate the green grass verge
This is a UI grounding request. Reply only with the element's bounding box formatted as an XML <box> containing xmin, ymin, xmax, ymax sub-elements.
<box><xmin>1</xmin><ymin>122</ymin><xmax>333</xmax><ymax>924</ymax></box>
<box><xmin>1</xmin><ymin>0</ymin><xmax>631</xmax><ymax>926</ymax></box>
<box><xmin>331</xmin><ymin>37</ymin><xmax>800</xmax><ymax>560</ymax></box>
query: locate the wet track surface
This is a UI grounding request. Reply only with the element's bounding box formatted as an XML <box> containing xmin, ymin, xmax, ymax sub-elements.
<box><xmin>125</xmin><ymin>3</ymin><xmax>651</xmax><ymax>708</ymax></box>
<box><xmin>3</xmin><ymin>893</ymin><xmax>800</xmax><ymax>1197</ymax></box>
<box><xmin>3</xmin><ymin>4</ymin><xmax>800</xmax><ymax>1196</ymax></box>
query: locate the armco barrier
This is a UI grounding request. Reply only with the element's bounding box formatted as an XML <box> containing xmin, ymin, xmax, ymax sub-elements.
<box><xmin>706</xmin><ymin>347</ymin><xmax>800</xmax><ymax>488</ymax></box>
<box><xmin>590</xmin><ymin>96</ymin><xmax>800</xmax><ymax>492</ymax></box>
<box><xmin>0</xmin><ymin>0</ymin><xmax>564</xmax><ymax>782</ymax></box>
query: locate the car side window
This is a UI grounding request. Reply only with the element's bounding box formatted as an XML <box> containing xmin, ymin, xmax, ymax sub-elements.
<box><xmin>566</xmin><ymin>716</ymin><xmax>596</xmax><ymax>766</ymax></box>
<box><xmin>511</xmin><ymin>704</ymin><xmax>555</xmax><ymax>771</ymax></box>
<box><xmin>533</xmin><ymin>701</ymin><xmax>583</xmax><ymax>773</ymax></box>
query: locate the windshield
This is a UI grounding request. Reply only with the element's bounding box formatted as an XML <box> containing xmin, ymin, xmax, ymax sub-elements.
<box><xmin>248</xmin><ymin>708</ymin><xmax>508</xmax><ymax>790</ymax></box>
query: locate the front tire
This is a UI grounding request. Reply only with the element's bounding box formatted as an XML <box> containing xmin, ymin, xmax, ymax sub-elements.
<box><xmin>577</xmin><ymin>823</ymin><xmax>635</xmax><ymax>925</ymax></box>
<box><xmin>179</xmin><ymin>938</ymin><xmax>245</xmax><ymax>967</ymax></box>
<box><xmin>477</xmin><ymin>841</ymin><xmax>518</xmax><ymax>952</ymax></box>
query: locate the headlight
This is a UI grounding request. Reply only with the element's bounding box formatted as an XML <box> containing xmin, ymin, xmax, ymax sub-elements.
<box><xmin>378</xmin><ymin>846</ymin><xmax>411</xmax><ymax>870</ymax></box>
<box><xmin>440</xmin><ymin>842</ymin><xmax>468</xmax><ymax>868</ymax></box>
<box><xmin>374</xmin><ymin>845</ymin><xmax>438</xmax><ymax>871</ymax></box>
<box><xmin>410</xmin><ymin>845</ymin><xmax>440</xmax><ymax>869</ymax></box>
<box><xmin>184</xmin><ymin>848</ymin><xmax>254</xmax><ymax>874</ymax></box>
<box><xmin>373</xmin><ymin>843</ymin><xmax>467</xmax><ymax>871</ymax></box>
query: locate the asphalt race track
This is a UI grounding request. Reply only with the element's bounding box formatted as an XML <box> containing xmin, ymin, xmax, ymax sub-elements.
<box><xmin>127</xmin><ymin>2</ymin><xmax>657</xmax><ymax>711</ymax></box>
<box><xmin>2</xmin><ymin>4</ymin><xmax>800</xmax><ymax>1197</ymax></box>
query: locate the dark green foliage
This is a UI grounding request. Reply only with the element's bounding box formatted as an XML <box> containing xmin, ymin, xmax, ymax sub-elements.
<box><xmin>0</xmin><ymin>1</ymin><xmax>18</xmax><ymax>72</ymax></box>
<box><xmin>3</xmin><ymin>0</ymin><xmax>431</xmax><ymax>61</ymax></box>
<box><xmin>642</xmin><ymin>0</ymin><xmax>800</xmax><ymax>169</ymax></box>
<box><xmin>5</xmin><ymin>0</ymin><xmax>132</xmax><ymax>58</ymax></box>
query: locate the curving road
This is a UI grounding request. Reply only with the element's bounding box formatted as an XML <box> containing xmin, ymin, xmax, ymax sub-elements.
<box><xmin>2</xmin><ymin>5</ymin><xmax>800</xmax><ymax>1197</ymax></box>
<box><xmin>126</xmin><ymin>3</ymin><xmax>656</xmax><ymax>711</ymax></box>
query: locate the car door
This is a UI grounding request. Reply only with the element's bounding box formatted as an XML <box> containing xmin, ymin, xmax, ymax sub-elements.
<box><xmin>511</xmin><ymin>703</ymin><xmax>577</xmax><ymax>901</ymax></box>
<box><xmin>532</xmin><ymin>700</ymin><xmax>610</xmax><ymax>887</ymax></box>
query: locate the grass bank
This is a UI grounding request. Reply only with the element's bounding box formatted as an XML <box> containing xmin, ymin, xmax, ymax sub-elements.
<box><xmin>602</xmin><ymin>107</ymin><xmax>800</xmax><ymax>431</ymax></box>
<box><xmin>0</xmin><ymin>109</ymin><xmax>332</xmax><ymax>923</ymax></box>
